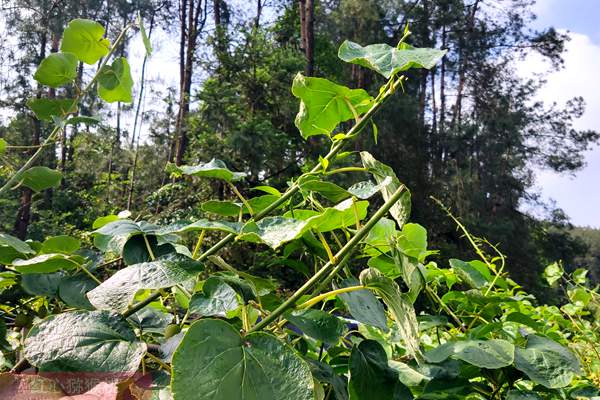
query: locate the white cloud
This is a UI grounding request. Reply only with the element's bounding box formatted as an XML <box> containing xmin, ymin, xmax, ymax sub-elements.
<box><xmin>518</xmin><ymin>31</ymin><xmax>600</xmax><ymax>227</ymax></box>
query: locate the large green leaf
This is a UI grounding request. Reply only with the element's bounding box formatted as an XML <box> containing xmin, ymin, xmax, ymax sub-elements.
<box><xmin>239</xmin><ymin>216</ymin><xmax>311</xmax><ymax>249</ymax></box>
<box><xmin>0</xmin><ymin>138</ymin><xmax>6</xmax><ymax>154</ymax></box>
<box><xmin>27</xmin><ymin>98</ymin><xmax>77</xmax><ymax>121</ymax></box>
<box><xmin>424</xmin><ymin>339</ymin><xmax>514</xmax><ymax>369</ymax></box>
<box><xmin>338</xmin><ymin>41</ymin><xmax>446</xmax><ymax>78</ymax></box>
<box><xmin>87</xmin><ymin>254</ymin><xmax>202</xmax><ymax>312</ymax></box>
<box><xmin>159</xmin><ymin>219</ymin><xmax>242</xmax><ymax>236</ymax></box>
<box><xmin>348</xmin><ymin>340</ymin><xmax>412</xmax><ymax>400</ymax></box>
<box><xmin>24</xmin><ymin>310</ymin><xmax>146</xmax><ymax>373</ymax></box>
<box><xmin>167</xmin><ymin>158</ymin><xmax>246</xmax><ymax>182</ymax></box>
<box><xmin>360</xmin><ymin>268</ymin><xmax>421</xmax><ymax>360</ymax></box>
<box><xmin>60</xmin><ymin>19</ymin><xmax>110</xmax><ymax>64</ymax></box>
<box><xmin>362</xmin><ymin>217</ymin><xmax>395</xmax><ymax>256</ymax></box>
<box><xmin>360</xmin><ymin>152</ymin><xmax>411</xmax><ymax>227</ymax></box>
<box><xmin>335</xmin><ymin>277</ymin><xmax>388</xmax><ymax>331</ymax></box>
<box><xmin>19</xmin><ymin>166</ymin><xmax>62</xmax><ymax>192</ymax></box>
<box><xmin>98</xmin><ymin>57</ymin><xmax>133</xmax><ymax>103</ymax></box>
<box><xmin>292</xmin><ymin>73</ymin><xmax>373</xmax><ymax>139</ymax></box>
<box><xmin>300</xmin><ymin>180</ymin><xmax>350</xmax><ymax>203</ymax></box>
<box><xmin>93</xmin><ymin>219</ymin><xmax>158</xmax><ymax>254</ymax></box>
<box><xmin>41</xmin><ymin>235</ymin><xmax>80</xmax><ymax>254</ymax></box>
<box><xmin>449</xmin><ymin>259</ymin><xmax>490</xmax><ymax>289</ymax></box>
<box><xmin>21</xmin><ymin>271</ymin><xmax>64</xmax><ymax>296</ymax></box>
<box><xmin>347</xmin><ymin>177</ymin><xmax>392</xmax><ymax>200</ymax></box>
<box><xmin>11</xmin><ymin>253</ymin><xmax>82</xmax><ymax>274</ymax></box>
<box><xmin>33</xmin><ymin>52</ymin><xmax>78</xmax><ymax>87</ymax></box>
<box><xmin>506</xmin><ymin>390</ymin><xmax>544</xmax><ymax>400</ymax></box>
<box><xmin>286</xmin><ymin>198</ymin><xmax>369</xmax><ymax>233</ymax></box>
<box><xmin>514</xmin><ymin>335</ymin><xmax>580</xmax><ymax>388</ymax></box>
<box><xmin>58</xmin><ymin>274</ymin><xmax>97</xmax><ymax>310</ymax></box>
<box><xmin>189</xmin><ymin>277</ymin><xmax>239</xmax><ymax>317</ymax></box>
<box><xmin>171</xmin><ymin>319</ymin><xmax>314</xmax><ymax>400</ymax></box>
<box><xmin>0</xmin><ymin>233</ymin><xmax>35</xmax><ymax>255</ymax></box>
<box><xmin>285</xmin><ymin>309</ymin><xmax>347</xmax><ymax>344</ymax></box>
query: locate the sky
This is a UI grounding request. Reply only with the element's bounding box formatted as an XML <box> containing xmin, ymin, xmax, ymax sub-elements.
<box><xmin>518</xmin><ymin>0</ymin><xmax>600</xmax><ymax>227</ymax></box>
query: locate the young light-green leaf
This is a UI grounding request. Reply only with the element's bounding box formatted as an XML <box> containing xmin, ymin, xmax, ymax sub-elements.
<box><xmin>98</xmin><ymin>57</ymin><xmax>133</xmax><ymax>103</ymax></box>
<box><xmin>171</xmin><ymin>319</ymin><xmax>314</xmax><ymax>400</ymax></box>
<box><xmin>338</xmin><ymin>41</ymin><xmax>447</xmax><ymax>78</ymax></box>
<box><xmin>292</xmin><ymin>73</ymin><xmax>373</xmax><ymax>139</ymax></box>
<box><xmin>60</xmin><ymin>19</ymin><xmax>110</xmax><ymax>64</ymax></box>
<box><xmin>33</xmin><ymin>52</ymin><xmax>78</xmax><ymax>88</ymax></box>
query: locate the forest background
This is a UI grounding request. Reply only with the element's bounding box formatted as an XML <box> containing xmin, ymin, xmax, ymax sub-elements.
<box><xmin>0</xmin><ymin>0</ymin><xmax>598</xmax><ymax>300</ymax></box>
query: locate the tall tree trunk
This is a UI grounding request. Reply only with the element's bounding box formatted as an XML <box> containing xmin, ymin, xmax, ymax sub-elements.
<box><xmin>299</xmin><ymin>0</ymin><xmax>314</xmax><ymax>76</ymax></box>
<box><xmin>175</xmin><ymin>0</ymin><xmax>206</xmax><ymax>165</ymax></box>
<box><xmin>14</xmin><ymin>28</ymin><xmax>48</xmax><ymax>239</ymax></box>
<box><xmin>255</xmin><ymin>0</ymin><xmax>262</xmax><ymax>29</ymax></box>
<box><xmin>452</xmin><ymin>0</ymin><xmax>480</xmax><ymax>128</ymax></box>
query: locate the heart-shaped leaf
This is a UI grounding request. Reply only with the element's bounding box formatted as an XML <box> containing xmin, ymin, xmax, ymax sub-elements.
<box><xmin>171</xmin><ymin>319</ymin><xmax>314</xmax><ymax>400</ymax></box>
<box><xmin>11</xmin><ymin>253</ymin><xmax>82</xmax><ymax>274</ymax></box>
<box><xmin>189</xmin><ymin>277</ymin><xmax>240</xmax><ymax>317</ymax></box>
<box><xmin>20</xmin><ymin>166</ymin><xmax>62</xmax><ymax>192</ymax></box>
<box><xmin>292</xmin><ymin>73</ymin><xmax>373</xmax><ymax>139</ymax></box>
<box><xmin>514</xmin><ymin>335</ymin><xmax>581</xmax><ymax>388</ymax></box>
<box><xmin>335</xmin><ymin>277</ymin><xmax>388</xmax><ymax>331</ymax></box>
<box><xmin>338</xmin><ymin>41</ymin><xmax>446</xmax><ymax>78</ymax></box>
<box><xmin>33</xmin><ymin>52</ymin><xmax>78</xmax><ymax>87</ymax></box>
<box><xmin>27</xmin><ymin>98</ymin><xmax>77</xmax><ymax>121</ymax></box>
<box><xmin>87</xmin><ymin>254</ymin><xmax>202</xmax><ymax>312</ymax></box>
<box><xmin>239</xmin><ymin>216</ymin><xmax>311</xmax><ymax>249</ymax></box>
<box><xmin>285</xmin><ymin>309</ymin><xmax>347</xmax><ymax>344</ymax></box>
<box><xmin>24</xmin><ymin>310</ymin><xmax>146</xmax><ymax>373</ymax></box>
<box><xmin>60</xmin><ymin>19</ymin><xmax>110</xmax><ymax>64</ymax></box>
<box><xmin>98</xmin><ymin>57</ymin><xmax>133</xmax><ymax>103</ymax></box>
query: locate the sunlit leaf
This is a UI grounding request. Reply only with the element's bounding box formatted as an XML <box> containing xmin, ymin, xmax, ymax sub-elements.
<box><xmin>98</xmin><ymin>57</ymin><xmax>133</xmax><ymax>103</ymax></box>
<box><xmin>33</xmin><ymin>52</ymin><xmax>78</xmax><ymax>88</ymax></box>
<box><xmin>167</xmin><ymin>158</ymin><xmax>246</xmax><ymax>182</ymax></box>
<box><xmin>171</xmin><ymin>319</ymin><xmax>314</xmax><ymax>400</ymax></box>
<box><xmin>19</xmin><ymin>166</ymin><xmax>62</xmax><ymax>192</ymax></box>
<box><xmin>27</xmin><ymin>98</ymin><xmax>76</xmax><ymax>121</ymax></box>
<box><xmin>292</xmin><ymin>73</ymin><xmax>373</xmax><ymax>139</ymax></box>
<box><xmin>60</xmin><ymin>19</ymin><xmax>110</xmax><ymax>64</ymax></box>
<box><xmin>338</xmin><ymin>40</ymin><xmax>446</xmax><ymax>78</ymax></box>
<box><xmin>87</xmin><ymin>254</ymin><xmax>202</xmax><ymax>312</ymax></box>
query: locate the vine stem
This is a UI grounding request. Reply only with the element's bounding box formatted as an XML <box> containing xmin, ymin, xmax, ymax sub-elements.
<box><xmin>297</xmin><ymin>285</ymin><xmax>364</xmax><ymax>309</ymax></box>
<box><xmin>121</xmin><ymin>73</ymin><xmax>402</xmax><ymax>318</ymax></box>
<box><xmin>0</xmin><ymin>24</ymin><xmax>133</xmax><ymax>197</ymax></box>
<box><xmin>249</xmin><ymin>184</ymin><xmax>408</xmax><ymax>333</ymax></box>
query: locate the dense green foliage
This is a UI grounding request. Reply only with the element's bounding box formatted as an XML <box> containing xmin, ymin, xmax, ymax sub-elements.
<box><xmin>0</xmin><ymin>12</ymin><xmax>598</xmax><ymax>399</ymax></box>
